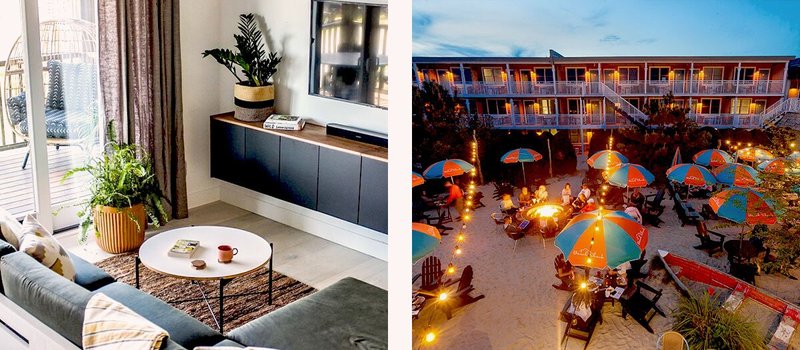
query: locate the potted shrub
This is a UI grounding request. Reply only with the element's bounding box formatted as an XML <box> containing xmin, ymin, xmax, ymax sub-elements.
<box><xmin>203</xmin><ymin>13</ymin><xmax>282</xmax><ymax>122</ymax></box>
<box><xmin>63</xmin><ymin>124</ymin><xmax>168</xmax><ymax>253</ymax></box>
<box><xmin>672</xmin><ymin>292</ymin><xmax>766</xmax><ymax>349</ymax></box>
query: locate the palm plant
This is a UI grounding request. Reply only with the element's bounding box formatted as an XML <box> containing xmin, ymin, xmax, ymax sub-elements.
<box><xmin>672</xmin><ymin>292</ymin><xmax>766</xmax><ymax>349</ymax></box>
<box><xmin>63</xmin><ymin>122</ymin><xmax>168</xmax><ymax>243</ymax></box>
<box><xmin>202</xmin><ymin>13</ymin><xmax>282</xmax><ymax>86</ymax></box>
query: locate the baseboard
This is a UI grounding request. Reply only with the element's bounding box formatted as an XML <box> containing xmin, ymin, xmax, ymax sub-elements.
<box><xmin>187</xmin><ymin>185</ymin><xmax>221</xmax><ymax>209</ymax></box>
<box><xmin>218</xmin><ymin>182</ymin><xmax>388</xmax><ymax>261</ymax></box>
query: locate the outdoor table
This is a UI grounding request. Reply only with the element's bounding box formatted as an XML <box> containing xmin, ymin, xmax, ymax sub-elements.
<box><xmin>724</xmin><ymin>240</ymin><xmax>761</xmax><ymax>262</ymax></box>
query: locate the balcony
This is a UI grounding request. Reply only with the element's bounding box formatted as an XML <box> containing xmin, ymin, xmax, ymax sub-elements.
<box><xmin>423</xmin><ymin>80</ymin><xmax>785</xmax><ymax>97</ymax></box>
<box><xmin>487</xmin><ymin>112</ymin><xmax>763</xmax><ymax>130</ymax></box>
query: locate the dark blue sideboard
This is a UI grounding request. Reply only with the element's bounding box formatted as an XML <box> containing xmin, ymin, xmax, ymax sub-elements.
<box><xmin>210</xmin><ymin>113</ymin><xmax>388</xmax><ymax>234</ymax></box>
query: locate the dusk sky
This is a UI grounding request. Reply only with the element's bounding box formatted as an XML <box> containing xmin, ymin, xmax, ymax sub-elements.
<box><xmin>413</xmin><ymin>0</ymin><xmax>800</xmax><ymax>58</ymax></box>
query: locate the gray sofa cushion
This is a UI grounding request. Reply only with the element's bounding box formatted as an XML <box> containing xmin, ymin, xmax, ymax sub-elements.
<box><xmin>69</xmin><ymin>253</ymin><xmax>115</xmax><ymax>290</ymax></box>
<box><xmin>213</xmin><ymin>339</ymin><xmax>246</xmax><ymax>347</ymax></box>
<box><xmin>0</xmin><ymin>240</ymin><xmax>17</xmax><ymax>294</ymax></box>
<box><xmin>96</xmin><ymin>282</ymin><xmax>225</xmax><ymax>349</ymax></box>
<box><xmin>228</xmin><ymin>277</ymin><xmax>387</xmax><ymax>349</ymax></box>
<box><xmin>1</xmin><ymin>251</ymin><xmax>91</xmax><ymax>346</ymax></box>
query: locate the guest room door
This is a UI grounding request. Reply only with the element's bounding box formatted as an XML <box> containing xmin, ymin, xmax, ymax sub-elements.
<box><xmin>1</xmin><ymin>0</ymin><xmax>102</xmax><ymax>231</ymax></box>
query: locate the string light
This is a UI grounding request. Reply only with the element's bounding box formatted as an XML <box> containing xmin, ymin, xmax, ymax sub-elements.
<box><xmin>447</xmin><ymin>263</ymin><xmax>456</xmax><ymax>274</ymax></box>
<box><xmin>425</xmin><ymin>331</ymin><xmax>436</xmax><ymax>343</ymax></box>
<box><xmin>438</xmin><ymin>292</ymin><xmax>448</xmax><ymax>301</ymax></box>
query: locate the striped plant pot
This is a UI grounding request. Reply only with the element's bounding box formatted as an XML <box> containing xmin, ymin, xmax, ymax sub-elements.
<box><xmin>93</xmin><ymin>204</ymin><xmax>146</xmax><ymax>254</ymax></box>
<box><xmin>233</xmin><ymin>83</ymin><xmax>275</xmax><ymax>122</ymax></box>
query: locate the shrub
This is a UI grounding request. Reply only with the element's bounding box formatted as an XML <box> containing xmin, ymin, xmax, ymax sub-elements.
<box><xmin>672</xmin><ymin>292</ymin><xmax>765</xmax><ymax>350</ymax></box>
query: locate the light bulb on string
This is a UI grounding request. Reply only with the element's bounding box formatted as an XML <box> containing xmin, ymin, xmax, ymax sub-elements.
<box><xmin>455</xmin><ymin>246</ymin><xmax>462</xmax><ymax>255</ymax></box>
<box><xmin>447</xmin><ymin>263</ymin><xmax>456</xmax><ymax>274</ymax></box>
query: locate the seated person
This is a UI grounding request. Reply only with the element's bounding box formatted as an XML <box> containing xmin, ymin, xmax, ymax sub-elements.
<box><xmin>533</xmin><ymin>185</ymin><xmax>549</xmax><ymax>204</ymax></box>
<box><xmin>443</xmin><ymin>181</ymin><xmax>464</xmax><ymax>220</ymax></box>
<box><xmin>580</xmin><ymin>198</ymin><xmax>598</xmax><ymax>213</ymax></box>
<box><xmin>623</xmin><ymin>203</ymin><xmax>643</xmax><ymax>224</ymax></box>
<box><xmin>553</xmin><ymin>253</ymin><xmax>576</xmax><ymax>290</ymax></box>
<box><xmin>503</xmin><ymin>215</ymin><xmax>523</xmax><ymax>235</ymax></box>
<box><xmin>539</xmin><ymin>216</ymin><xmax>559</xmax><ymax>238</ymax></box>
<box><xmin>579</xmin><ymin>184</ymin><xmax>591</xmax><ymax>201</ymax></box>
<box><xmin>518</xmin><ymin>187</ymin><xmax>532</xmax><ymax>207</ymax></box>
<box><xmin>608</xmin><ymin>261</ymin><xmax>630</xmax><ymax>286</ymax></box>
<box><xmin>500</xmin><ymin>194</ymin><xmax>518</xmax><ymax>214</ymax></box>
<box><xmin>572</xmin><ymin>193</ymin><xmax>588</xmax><ymax>211</ymax></box>
<box><xmin>629</xmin><ymin>189</ymin><xmax>645</xmax><ymax>210</ymax></box>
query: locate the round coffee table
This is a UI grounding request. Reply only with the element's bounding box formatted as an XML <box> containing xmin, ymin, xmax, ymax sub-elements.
<box><xmin>136</xmin><ymin>226</ymin><xmax>273</xmax><ymax>332</ymax></box>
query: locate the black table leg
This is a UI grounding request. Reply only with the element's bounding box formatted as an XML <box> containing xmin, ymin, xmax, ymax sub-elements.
<box><xmin>269</xmin><ymin>242</ymin><xmax>274</xmax><ymax>305</ymax></box>
<box><xmin>135</xmin><ymin>255</ymin><xmax>140</xmax><ymax>289</ymax></box>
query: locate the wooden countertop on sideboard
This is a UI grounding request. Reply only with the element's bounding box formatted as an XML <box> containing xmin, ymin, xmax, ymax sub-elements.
<box><xmin>211</xmin><ymin>112</ymin><xmax>388</xmax><ymax>162</ymax></box>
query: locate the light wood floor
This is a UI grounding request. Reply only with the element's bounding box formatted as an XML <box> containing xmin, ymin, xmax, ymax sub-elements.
<box><xmin>59</xmin><ymin>201</ymin><xmax>387</xmax><ymax>290</ymax></box>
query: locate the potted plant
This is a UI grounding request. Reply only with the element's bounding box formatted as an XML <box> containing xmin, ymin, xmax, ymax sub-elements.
<box><xmin>203</xmin><ymin>13</ymin><xmax>282</xmax><ymax>122</ymax></box>
<box><xmin>63</xmin><ymin>123</ymin><xmax>169</xmax><ymax>253</ymax></box>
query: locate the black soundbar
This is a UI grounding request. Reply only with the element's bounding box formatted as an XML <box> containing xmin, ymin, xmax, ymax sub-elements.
<box><xmin>326</xmin><ymin>123</ymin><xmax>388</xmax><ymax>148</ymax></box>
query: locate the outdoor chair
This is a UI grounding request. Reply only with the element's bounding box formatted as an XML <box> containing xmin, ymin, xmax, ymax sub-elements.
<box><xmin>553</xmin><ymin>253</ymin><xmax>576</xmax><ymax>291</ymax></box>
<box><xmin>656</xmin><ymin>331</ymin><xmax>689</xmax><ymax>350</ymax></box>
<box><xmin>694</xmin><ymin>222</ymin><xmax>725</xmax><ymax>256</ymax></box>
<box><xmin>416</xmin><ymin>256</ymin><xmax>450</xmax><ymax>295</ymax></box>
<box><xmin>644</xmin><ymin>188</ymin><xmax>666</xmax><ymax>216</ymax></box>
<box><xmin>490</xmin><ymin>212</ymin><xmax>506</xmax><ymax>234</ymax></box>
<box><xmin>627</xmin><ymin>249</ymin><xmax>649</xmax><ymax>281</ymax></box>
<box><xmin>621</xmin><ymin>281</ymin><xmax>665</xmax><ymax>333</ymax></box>
<box><xmin>473</xmin><ymin>191</ymin><xmax>486</xmax><ymax>208</ymax></box>
<box><xmin>437</xmin><ymin>265</ymin><xmax>484</xmax><ymax>319</ymax></box>
<box><xmin>505</xmin><ymin>223</ymin><xmax>526</xmax><ymax>253</ymax></box>
<box><xmin>560</xmin><ymin>292</ymin><xmax>602</xmax><ymax>350</ymax></box>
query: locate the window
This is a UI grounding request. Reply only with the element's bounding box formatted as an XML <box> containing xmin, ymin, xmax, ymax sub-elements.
<box><xmin>540</xmin><ymin>99</ymin><xmax>555</xmax><ymax>114</ymax></box>
<box><xmin>700</xmin><ymin>98</ymin><xmax>721</xmax><ymax>114</ymax></box>
<box><xmin>619</xmin><ymin>67</ymin><xmax>639</xmax><ymax>83</ymax></box>
<box><xmin>462</xmin><ymin>68</ymin><xmax>473</xmax><ymax>83</ymax></box>
<box><xmin>534</xmin><ymin>68</ymin><xmax>554</xmax><ymax>83</ymax></box>
<box><xmin>310</xmin><ymin>0</ymin><xmax>388</xmax><ymax>108</ymax></box>
<box><xmin>702</xmin><ymin>67</ymin><xmax>723</xmax><ymax>81</ymax></box>
<box><xmin>566</xmin><ymin>68</ymin><xmax>585</xmax><ymax>82</ymax></box>
<box><xmin>736</xmin><ymin>67</ymin><xmax>755</xmax><ymax>83</ymax></box>
<box><xmin>649</xmin><ymin>67</ymin><xmax>670</xmax><ymax>83</ymax></box>
<box><xmin>437</xmin><ymin>69</ymin><xmax>449</xmax><ymax>84</ymax></box>
<box><xmin>449</xmin><ymin>67</ymin><xmax>462</xmax><ymax>83</ymax></box>
<box><xmin>482</xmin><ymin>67</ymin><xmax>504</xmax><ymax>84</ymax></box>
<box><xmin>625</xmin><ymin>98</ymin><xmax>639</xmax><ymax>109</ymax></box>
<box><xmin>566</xmin><ymin>99</ymin><xmax>581</xmax><ymax>114</ymax></box>
<box><xmin>485</xmin><ymin>99</ymin><xmax>507</xmax><ymax>114</ymax></box>
<box><xmin>522</xmin><ymin>100</ymin><xmax>536</xmax><ymax>114</ymax></box>
<box><xmin>731</xmin><ymin>98</ymin><xmax>752</xmax><ymax>114</ymax></box>
<box><xmin>519</xmin><ymin>69</ymin><xmax>532</xmax><ymax>82</ymax></box>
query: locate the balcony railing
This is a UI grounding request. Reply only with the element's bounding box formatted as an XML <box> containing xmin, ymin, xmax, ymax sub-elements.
<box><xmin>422</xmin><ymin>79</ymin><xmax>785</xmax><ymax>97</ymax></box>
<box><xmin>487</xmin><ymin>112</ymin><xmax>763</xmax><ymax>130</ymax></box>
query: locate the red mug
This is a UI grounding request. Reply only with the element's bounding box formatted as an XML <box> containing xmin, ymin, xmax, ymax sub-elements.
<box><xmin>218</xmin><ymin>245</ymin><xmax>238</xmax><ymax>263</ymax></box>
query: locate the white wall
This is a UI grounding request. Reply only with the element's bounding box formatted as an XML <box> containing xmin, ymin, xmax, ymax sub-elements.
<box><xmin>216</xmin><ymin>0</ymin><xmax>389</xmax><ymax>134</ymax></box>
<box><xmin>180</xmin><ymin>0</ymin><xmax>223</xmax><ymax>208</ymax></box>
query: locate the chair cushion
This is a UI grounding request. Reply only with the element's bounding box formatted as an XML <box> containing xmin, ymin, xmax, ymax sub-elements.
<box><xmin>18</xmin><ymin>214</ymin><xmax>76</xmax><ymax>281</ymax></box>
<box><xmin>95</xmin><ymin>282</ymin><xmax>226</xmax><ymax>349</ymax></box>
<box><xmin>70</xmin><ymin>253</ymin><xmax>115</xmax><ymax>290</ymax></box>
<box><xmin>228</xmin><ymin>277</ymin><xmax>387</xmax><ymax>349</ymax></box>
<box><xmin>46</xmin><ymin>60</ymin><xmax>64</xmax><ymax>110</ymax></box>
<box><xmin>0</xmin><ymin>251</ymin><xmax>91</xmax><ymax>346</ymax></box>
<box><xmin>0</xmin><ymin>207</ymin><xmax>22</xmax><ymax>248</ymax></box>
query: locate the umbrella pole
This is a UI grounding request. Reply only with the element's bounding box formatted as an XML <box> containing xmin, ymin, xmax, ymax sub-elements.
<box><xmin>739</xmin><ymin>224</ymin><xmax>746</xmax><ymax>255</ymax></box>
<box><xmin>522</xmin><ymin>163</ymin><xmax>527</xmax><ymax>186</ymax></box>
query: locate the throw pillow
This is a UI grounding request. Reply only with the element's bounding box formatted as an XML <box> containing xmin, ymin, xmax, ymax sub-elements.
<box><xmin>83</xmin><ymin>293</ymin><xmax>168</xmax><ymax>350</ymax></box>
<box><xmin>0</xmin><ymin>208</ymin><xmax>22</xmax><ymax>249</ymax></box>
<box><xmin>18</xmin><ymin>214</ymin><xmax>76</xmax><ymax>281</ymax></box>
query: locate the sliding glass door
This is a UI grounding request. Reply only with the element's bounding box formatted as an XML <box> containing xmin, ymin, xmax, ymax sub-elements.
<box><xmin>1</xmin><ymin>0</ymin><xmax>101</xmax><ymax>231</ymax></box>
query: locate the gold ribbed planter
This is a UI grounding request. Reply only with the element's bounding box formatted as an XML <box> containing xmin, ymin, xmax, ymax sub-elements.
<box><xmin>93</xmin><ymin>204</ymin><xmax>146</xmax><ymax>254</ymax></box>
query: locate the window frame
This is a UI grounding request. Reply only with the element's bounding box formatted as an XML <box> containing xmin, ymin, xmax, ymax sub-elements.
<box><xmin>701</xmin><ymin>66</ymin><xmax>724</xmax><ymax>82</ymax></box>
<box><xmin>699</xmin><ymin>98</ymin><xmax>722</xmax><ymax>114</ymax></box>
<box><xmin>736</xmin><ymin>67</ymin><xmax>756</xmax><ymax>85</ymax></box>
<box><xmin>618</xmin><ymin>66</ymin><xmax>639</xmax><ymax>84</ymax></box>
<box><xmin>565</xmin><ymin>67</ymin><xmax>586</xmax><ymax>83</ymax></box>
<box><xmin>649</xmin><ymin>66</ymin><xmax>670</xmax><ymax>85</ymax></box>
<box><xmin>482</xmin><ymin>67</ymin><xmax>505</xmax><ymax>85</ymax></box>
<box><xmin>308</xmin><ymin>0</ymin><xmax>388</xmax><ymax>109</ymax></box>
<box><xmin>534</xmin><ymin>67</ymin><xmax>554</xmax><ymax>84</ymax></box>
<box><xmin>485</xmin><ymin>98</ymin><xmax>508</xmax><ymax>115</ymax></box>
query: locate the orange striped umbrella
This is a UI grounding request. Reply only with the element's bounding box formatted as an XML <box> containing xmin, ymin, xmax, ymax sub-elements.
<box><xmin>422</xmin><ymin>159</ymin><xmax>475</xmax><ymax>179</ymax></box>
<box><xmin>712</xmin><ymin>163</ymin><xmax>761</xmax><ymax>187</ymax></box>
<box><xmin>412</xmin><ymin>172</ymin><xmax>425</xmax><ymax>187</ymax></box>
<box><xmin>693</xmin><ymin>149</ymin><xmax>733</xmax><ymax>167</ymax></box>
<box><xmin>736</xmin><ymin>147</ymin><xmax>774</xmax><ymax>163</ymax></box>
<box><xmin>757</xmin><ymin>158</ymin><xmax>800</xmax><ymax>176</ymax></box>
<box><xmin>666</xmin><ymin>163</ymin><xmax>716</xmax><ymax>186</ymax></box>
<box><xmin>555</xmin><ymin>209</ymin><xmax>648</xmax><ymax>269</ymax></box>
<box><xmin>587</xmin><ymin>150</ymin><xmax>628</xmax><ymax>170</ymax></box>
<box><xmin>709</xmin><ymin>187</ymin><xmax>776</xmax><ymax>225</ymax></box>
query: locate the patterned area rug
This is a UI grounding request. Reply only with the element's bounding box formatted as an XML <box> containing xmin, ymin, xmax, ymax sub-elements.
<box><xmin>95</xmin><ymin>252</ymin><xmax>316</xmax><ymax>332</ymax></box>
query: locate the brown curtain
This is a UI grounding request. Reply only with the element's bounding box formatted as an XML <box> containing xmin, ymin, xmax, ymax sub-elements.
<box><xmin>98</xmin><ymin>0</ymin><xmax>188</xmax><ymax>219</ymax></box>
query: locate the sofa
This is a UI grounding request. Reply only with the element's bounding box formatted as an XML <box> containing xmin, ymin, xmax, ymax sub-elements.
<box><xmin>0</xmin><ymin>238</ymin><xmax>387</xmax><ymax>349</ymax></box>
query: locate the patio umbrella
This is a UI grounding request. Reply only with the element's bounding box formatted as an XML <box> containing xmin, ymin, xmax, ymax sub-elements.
<box><xmin>422</xmin><ymin>159</ymin><xmax>475</xmax><ymax>180</ymax></box>
<box><xmin>757</xmin><ymin>158</ymin><xmax>800</xmax><ymax>176</ymax></box>
<box><xmin>693</xmin><ymin>149</ymin><xmax>734</xmax><ymax>168</ymax></box>
<box><xmin>555</xmin><ymin>209</ymin><xmax>648</xmax><ymax>269</ymax></box>
<box><xmin>672</xmin><ymin>147</ymin><xmax>682</xmax><ymax>167</ymax></box>
<box><xmin>789</xmin><ymin>152</ymin><xmax>800</xmax><ymax>163</ymax></box>
<box><xmin>709</xmin><ymin>187</ymin><xmax>777</xmax><ymax>252</ymax></box>
<box><xmin>712</xmin><ymin>163</ymin><xmax>761</xmax><ymax>187</ymax></box>
<box><xmin>500</xmin><ymin>148</ymin><xmax>543</xmax><ymax>185</ymax></box>
<box><xmin>607</xmin><ymin>163</ymin><xmax>655</xmax><ymax>198</ymax></box>
<box><xmin>412</xmin><ymin>172</ymin><xmax>425</xmax><ymax>187</ymax></box>
<box><xmin>587</xmin><ymin>150</ymin><xmax>628</xmax><ymax>170</ymax></box>
<box><xmin>666</xmin><ymin>164</ymin><xmax>716</xmax><ymax>186</ymax></box>
<box><xmin>412</xmin><ymin>223</ymin><xmax>442</xmax><ymax>263</ymax></box>
<box><xmin>736</xmin><ymin>147</ymin><xmax>774</xmax><ymax>163</ymax></box>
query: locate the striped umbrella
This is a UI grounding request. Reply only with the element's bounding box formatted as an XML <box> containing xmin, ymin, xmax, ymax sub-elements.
<box><xmin>736</xmin><ymin>147</ymin><xmax>775</xmax><ymax>163</ymax></box>
<box><xmin>500</xmin><ymin>148</ymin><xmax>543</xmax><ymax>185</ymax></box>
<box><xmin>709</xmin><ymin>187</ymin><xmax>776</xmax><ymax>225</ymax></box>
<box><xmin>666</xmin><ymin>163</ymin><xmax>716</xmax><ymax>186</ymax></box>
<box><xmin>412</xmin><ymin>223</ymin><xmax>442</xmax><ymax>263</ymax></box>
<box><xmin>789</xmin><ymin>152</ymin><xmax>800</xmax><ymax>163</ymax></box>
<box><xmin>423</xmin><ymin>159</ymin><xmax>475</xmax><ymax>179</ymax></box>
<box><xmin>607</xmin><ymin>163</ymin><xmax>655</xmax><ymax>189</ymax></box>
<box><xmin>555</xmin><ymin>209</ymin><xmax>648</xmax><ymax>269</ymax></box>
<box><xmin>587</xmin><ymin>150</ymin><xmax>629</xmax><ymax>170</ymax></box>
<box><xmin>412</xmin><ymin>172</ymin><xmax>425</xmax><ymax>187</ymax></box>
<box><xmin>693</xmin><ymin>149</ymin><xmax>734</xmax><ymax>167</ymax></box>
<box><xmin>758</xmin><ymin>158</ymin><xmax>800</xmax><ymax>176</ymax></box>
<box><xmin>712</xmin><ymin>163</ymin><xmax>761</xmax><ymax>187</ymax></box>
<box><xmin>672</xmin><ymin>147</ymin><xmax>682</xmax><ymax>167</ymax></box>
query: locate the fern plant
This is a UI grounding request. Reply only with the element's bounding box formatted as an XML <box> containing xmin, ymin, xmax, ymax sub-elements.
<box><xmin>672</xmin><ymin>292</ymin><xmax>766</xmax><ymax>350</ymax></box>
<box><xmin>202</xmin><ymin>13</ymin><xmax>282</xmax><ymax>86</ymax></box>
<box><xmin>63</xmin><ymin>122</ymin><xmax>169</xmax><ymax>243</ymax></box>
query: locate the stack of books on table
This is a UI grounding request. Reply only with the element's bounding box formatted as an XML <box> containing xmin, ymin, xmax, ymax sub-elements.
<box><xmin>263</xmin><ymin>114</ymin><xmax>306</xmax><ymax>131</ymax></box>
<box><xmin>168</xmin><ymin>239</ymin><xmax>199</xmax><ymax>258</ymax></box>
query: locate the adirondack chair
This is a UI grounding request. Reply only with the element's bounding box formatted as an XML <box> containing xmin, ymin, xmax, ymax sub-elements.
<box><xmin>627</xmin><ymin>249</ymin><xmax>649</xmax><ymax>281</ymax></box>
<box><xmin>560</xmin><ymin>292</ymin><xmax>602</xmax><ymax>350</ymax></box>
<box><xmin>438</xmin><ymin>265</ymin><xmax>484</xmax><ymax>319</ymax></box>
<box><xmin>472</xmin><ymin>191</ymin><xmax>486</xmax><ymax>208</ymax></box>
<box><xmin>693</xmin><ymin>222</ymin><xmax>725</xmax><ymax>256</ymax></box>
<box><xmin>621</xmin><ymin>281</ymin><xmax>665</xmax><ymax>333</ymax></box>
<box><xmin>415</xmin><ymin>256</ymin><xmax>449</xmax><ymax>295</ymax></box>
<box><xmin>644</xmin><ymin>187</ymin><xmax>666</xmax><ymax>216</ymax></box>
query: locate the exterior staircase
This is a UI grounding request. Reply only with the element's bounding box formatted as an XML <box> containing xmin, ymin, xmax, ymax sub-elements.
<box><xmin>597</xmin><ymin>83</ymin><xmax>649</xmax><ymax>129</ymax></box>
<box><xmin>761</xmin><ymin>98</ymin><xmax>800</xmax><ymax>129</ymax></box>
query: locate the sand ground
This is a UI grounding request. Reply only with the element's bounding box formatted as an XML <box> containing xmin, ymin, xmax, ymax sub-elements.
<box><xmin>412</xmin><ymin>168</ymin><xmax>800</xmax><ymax>350</ymax></box>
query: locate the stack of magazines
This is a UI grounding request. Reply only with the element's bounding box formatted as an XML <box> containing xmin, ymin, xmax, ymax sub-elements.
<box><xmin>263</xmin><ymin>114</ymin><xmax>306</xmax><ymax>131</ymax></box>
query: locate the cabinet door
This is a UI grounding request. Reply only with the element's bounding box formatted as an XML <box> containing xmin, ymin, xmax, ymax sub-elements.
<box><xmin>244</xmin><ymin>129</ymin><xmax>281</xmax><ymax>196</ymax></box>
<box><xmin>279</xmin><ymin>137</ymin><xmax>319</xmax><ymax>209</ymax></box>
<box><xmin>317</xmin><ymin>148</ymin><xmax>361</xmax><ymax>223</ymax></box>
<box><xmin>210</xmin><ymin>120</ymin><xmax>245</xmax><ymax>184</ymax></box>
<box><xmin>358</xmin><ymin>158</ymin><xmax>388</xmax><ymax>234</ymax></box>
